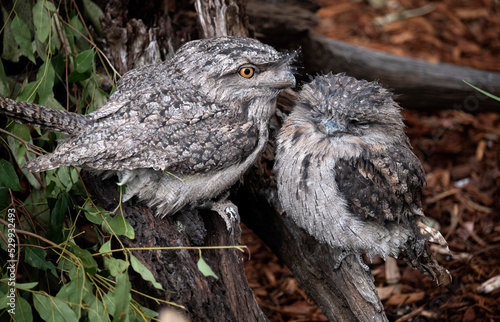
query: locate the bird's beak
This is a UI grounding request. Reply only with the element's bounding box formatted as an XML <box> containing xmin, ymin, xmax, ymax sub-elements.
<box><xmin>320</xmin><ymin>118</ymin><xmax>346</xmax><ymax>135</ymax></box>
<box><xmin>265</xmin><ymin>71</ymin><xmax>296</xmax><ymax>89</ymax></box>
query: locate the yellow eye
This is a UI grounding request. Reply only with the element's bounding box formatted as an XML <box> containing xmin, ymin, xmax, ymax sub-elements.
<box><xmin>239</xmin><ymin>67</ymin><xmax>255</xmax><ymax>78</ymax></box>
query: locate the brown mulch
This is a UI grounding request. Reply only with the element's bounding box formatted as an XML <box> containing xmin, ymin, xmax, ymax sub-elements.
<box><xmin>243</xmin><ymin>1</ymin><xmax>500</xmax><ymax>321</ymax></box>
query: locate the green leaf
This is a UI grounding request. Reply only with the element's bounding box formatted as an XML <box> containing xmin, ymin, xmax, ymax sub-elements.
<box><xmin>104</xmin><ymin>257</ymin><xmax>129</xmax><ymax>277</ymax></box>
<box><xmin>99</xmin><ymin>240</ymin><xmax>112</xmax><ymax>254</ymax></box>
<box><xmin>0</xmin><ymin>186</ymin><xmax>8</xmax><ymax>210</ymax></box>
<box><xmin>197</xmin><ymin>255</ymin><xmax>218</xmax><ymax>279</ymax></box>
<box><xmin>23</xmin><ymin>189</ymin><xmax>50</xmax><ymax>227</ymax></box>
<box><xmin>75</xmin><ymin>49</ymin><xmax>94</xmax><ymax>73</ymax></box>
<box><xmin>0</xmin><ymin>60</ymin><xmax>9</xmax><ymax>97</ymax></box>
<box><xmin>36</xmin><ymin>61</ymin><xmax>56</xmax><ymax>105</ymax></box>
<box><xmin>6</xmin><ymin>122</ymin><xmax>33</xmax><ymax>168</ymax></box>
<box><xmin>1</xmin><ymin>294</ymin><xmax>34</xmax><ymax>322</ymax></box>
<box><xmin>103</xmin><ymin>215</ymin><xmax>135</xmax><ymax>239</ymax></box>
<box><xmin>57</xmin><ymin>266</ymin><xmax>93</xmax><ymax>318</ymax></box>
<box><xmin>2</xmin><ymin>9</ymin><xmax>21</xmax><ymax>62</ymax></box>
<box><xmin>82</xmin><ymin>0</ymin><xmax>104</xmax><ymax>36</ymax></box>
<box><xmin>16</xmin><ymin>296</ymin><xmax>33</xmax><ymax>322</ymax></box>
<box><xmin>51</xmin><ymin>192</ymin><xmax>69</xmax><ymax>227</ymax></box>
<box><xmin>24</xmin><ymin>247</ymin><xmax>57</xmax><ymax>277</ymax></box>
<box><xmin>0</xmin><ymin>285</ymin><xmax>11</xmax><ymax>311</ymax></box>
<box><xmin>130</xmin><ymin>254</ymin><xmax>163</xmax><ymax>290</ymax></box>
<box><xmin>107</xmin><ymin>272</ymin><xmax>131</xmax><ymax>321</ymax></box>
<box><xmin>32</xmin><ymin>1</ymin><xmax>53</xmax><ymax>43</ymax></box>
<box><xmin>69</xmin><ymin>244</ymin><xmax>98</xmax><ymax>275</ymax></box>
<box><xmin>11</xmin><ymin>15</ymin><xmax>35</xmax><ymax>63</ymax></box>
<box><xmin>57</xmin><ymin>167</ymin><xmax>77</xmax><ymax>191</ymax></box>
<box><xmin>69</xmin><ymin>15</ymin><xmax>84</xmax><ymax>40</ymax></box>
<box><xmin>0</xmin><ymin>159</ymin><xmax>23</xmax><ymax>191</ymax></box>
<box><xmin>33</xmin><ymin>293</ymin><xmax>78</xmax><ymax>322</ymax></box>
<box><xmin>49</xmin><ymin>192</ymin><xmax>69</xmax><ymax>242</ymax></box>
<box><xmin>464</xmin><ymin>80</ymin><xmax>500</xmax><ymax>102</ymax></box>
<box><xmin>14</xmin><ymin>282</ymin><xmax>39</xmax><ymax>290</ymax></box>
<box><xmin>16</xmin><ymin>81</ymin><xmax>38</xmax><ymax>103</ymax></box>
<box><xmin>68</xmin><ymin>70</ymin><xmax>91</xmax><ymax>82</ymax></box>
<box><xmin>88</xmin><ymin>296</ymin><xmax>108</xmax><ymax>322</ymax></box>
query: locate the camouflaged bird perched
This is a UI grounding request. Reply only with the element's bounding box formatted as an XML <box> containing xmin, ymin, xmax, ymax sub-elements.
<box><xmin>0</xmin><ymin>36</ymin><xmax>296</xmax><ymax>223</ymax></box>
<box><xmin>275</xmin><ymin>73</ymin><xmax>450</xmax><ymax>283</ymax></box>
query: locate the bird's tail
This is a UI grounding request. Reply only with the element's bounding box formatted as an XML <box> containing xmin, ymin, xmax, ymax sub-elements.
<box><xmin>404</xmin><ymin>221</ymin><xmax>451</xmax><ymax>285</ymax></box>
<box><xmin>0</xmin><ymin>97</ymin><xmax>87</xmax><ymax>135</ymax></box>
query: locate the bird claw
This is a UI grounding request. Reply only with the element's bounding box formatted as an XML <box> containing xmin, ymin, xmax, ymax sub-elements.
<box><xmin>211</xmin><ymin>199</ymin><xmax>240</xmax><ymax>234</ymax></box>
<box><xmin>333</xmin><ymin>251</ymin><xmax>370</xmax><ymax>272</ymax></box>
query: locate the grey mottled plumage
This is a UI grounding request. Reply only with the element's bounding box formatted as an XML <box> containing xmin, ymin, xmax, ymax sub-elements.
<box><xmin>275</xmin><ymin>73</ymin><xmax>449</xmax><ymax>282</ymax></box>
<box><xmin>1</xmin><ymin>36</ymin><xmax>295</xmax><ymax>217</ymax></box>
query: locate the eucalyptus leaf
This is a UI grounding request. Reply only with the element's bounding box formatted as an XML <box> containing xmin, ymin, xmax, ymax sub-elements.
<box><xmin>107</xmin><ymin>272</ymin><xmax>131</xmax><ymax>321</ymax></box>
<box><xmin>104</xmin><ymin>257</ymin><xmax>129</xmax><ymax>277</ymax></box>
<box><xmin>2</xmin><ymin>9</ymin><xmax>21</xmax><ymax>62</ymax></box>
<box><xmin>82</xmin><ymin>0</ymin><xmax>104</xmax><ymax>36</ymax></box>
<box><xmin>24</xmin><ymin>247</ymin><xmax>57</xmax><ymax>277</ymax></box>
<box><xmin>32</xmin><ymin>1</ymin><xmax>52</xmax><ymax>43</ymax></box>
<box><xmin>36</xmin><ymin>61</ymin><xmax>55</xmax><ymax>105</ymax></box>
<box><xmin>0</xmin><ymin>159</ymin><xmax>23</xmax><ymax>191</ymax></box>
<box><xmin>69</xmin><ymin>244</ymin><xmax>98</xmax><ymax>275</ymax></box>
<box><xmin>130</xmin><ymin>254</ymin><xmax>163</xmax><ymax>290</ymax></box>
<box><xmin>0</xmin><ymin>60</ymin><xmax>9</xmax><ymax>96</ymax></box>
<box><xmin>33</xmin><ymin>293</ymin><xmax>78</xmax><ymax>322</ymax></box>
<box><xmin>102</xmin><ymin>215</ymin><xmax>135</xmax><ymax>239</ymax></box>
<box><xmin>14</xmin><ymin>282</ymin><xmax>39</xmax><ymax>290</ymax></box>
<box><xmin>197</xmin><ymin>256</ymin><xmax>218</xmax><ymax>279</ymax></box>
<box><xmin>75</xmin><ymin>49</ymin><xmax>94</xmax><ymax>73</ymax></box>
<box><xmin>16</xmin><ymin>296</ymin><xmax>33</xmax><ymax>322</ymax></box>
<box><xmin>11</xmin><ymin>15</ymin><xmax>35</xmax><ymax>63</ymax></box>
<box><xmin>16</xmin><ymin>81</ymin><xmax>38</xmax><ymax>103</ymax></box>
<box><xmin>88</xmin><ymin>296</ymin><xmax>108</xmax><ymax>321</ymax></box>
<box><xmin>50</xmin><ymin>192</ymin><xmax>69</xmax><ymax>232</ymax></box>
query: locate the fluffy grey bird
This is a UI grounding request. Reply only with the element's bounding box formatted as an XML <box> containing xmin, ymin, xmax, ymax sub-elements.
<box><xmin>0</xmin><ymin>36</ymin><xmax>296</xmax><ymax>222</ymax></box>
<box><xmin>275</xmin><ymin>73</ymin><xmax>449</xmax><ymax>282</ymax></box>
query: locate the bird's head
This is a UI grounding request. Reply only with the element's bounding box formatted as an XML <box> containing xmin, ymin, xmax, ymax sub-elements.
<box><xmin>171</xmin><ymin>36</ymin><xmax>297</xmax><ymax>118</ymax></box>
<box><xmin>297</xmin><ymin>73</ymin><xmax>408</xmax><ymax>146</ymax></box>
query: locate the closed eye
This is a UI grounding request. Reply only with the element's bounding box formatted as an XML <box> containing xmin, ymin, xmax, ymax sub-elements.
<box><xmin>349</xmin><ymin>119</ymin><xmax>370</xmax><ymax>128</ymax></box>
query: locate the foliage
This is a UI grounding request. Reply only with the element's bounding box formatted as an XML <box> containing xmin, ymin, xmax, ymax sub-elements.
<box><xmin>463</xmin><ymin>80</ymin><xmax>500</xmax><ymax>102</ymax></box>
<box><xmin>0</xmin><ymin>1</ymin><xmax>224</xmax><ymax>320</ymax></box>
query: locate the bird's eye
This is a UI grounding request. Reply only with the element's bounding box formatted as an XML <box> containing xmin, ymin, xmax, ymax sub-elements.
<box><xmin>350</xmin><ymin>119</ymin><xmax>370</xmax><ymax>128</ymax></box>
<box><xmin>239</xmin><ymin>67</ymin><xmax>255</xmax><ymax>78</ymax></box>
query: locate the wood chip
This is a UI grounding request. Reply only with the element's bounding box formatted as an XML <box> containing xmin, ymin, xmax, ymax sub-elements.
<box><xmin>385</xmin><ymin>292</ymin><xmax>426</xmax><ymax>306</ymax></box>
<box><xmin>477</xmin><ymin>275</ymin><xmax>500</xmax><ymax>294</ymax></box>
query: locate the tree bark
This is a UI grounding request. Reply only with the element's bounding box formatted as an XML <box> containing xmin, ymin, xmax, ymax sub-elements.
<box><xmin>85</xmin><ymin>173</ymin><xmax>268</xmax><ymax>322</ymax></box>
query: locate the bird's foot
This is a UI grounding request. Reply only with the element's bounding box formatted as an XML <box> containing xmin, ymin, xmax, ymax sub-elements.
<box><xmin>333</xmin><ymin>251</ymin><xmax>370</xmax><ymax>272</ymax></box>
<box><xmin>211</xmin><ymin>197</ymin><xmax>240</xmax><ymax>234</ymax></box>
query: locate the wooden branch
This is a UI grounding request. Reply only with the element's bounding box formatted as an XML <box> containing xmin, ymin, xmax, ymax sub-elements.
<box><xmin>235</xmin><ymin>167</ymin><xmax>388</xmax><ymax>321</ymax></box>
<box><xmin>84</xmin><ymin>172</ymin><xmax>269</xmax><ymax>321</ymax></box>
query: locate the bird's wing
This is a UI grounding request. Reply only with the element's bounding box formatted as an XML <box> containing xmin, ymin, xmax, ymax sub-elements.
<box><xmin>334</xmin><ymin>145</ymin><xmax>426</xmax><ymax>222</ymax></box>
<box><xmin>25</xmin><ymin>87</ymin><xmax>258</xmax><ymax>173</ymax></box>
